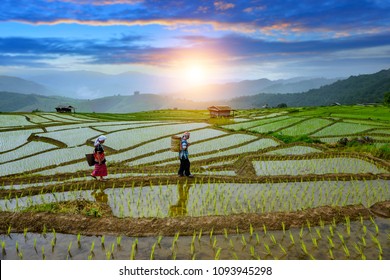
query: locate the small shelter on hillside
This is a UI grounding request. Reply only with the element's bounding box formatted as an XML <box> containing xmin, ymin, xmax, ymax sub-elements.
<box><xmin>207</xmin><ymin>105</ymin><xmax>234</xmax><ymax>118</ymax></box>
<box><xmin>55</xmin><ymin>105</ymin><xmax>75</xmax><ymax>113</ymax></box>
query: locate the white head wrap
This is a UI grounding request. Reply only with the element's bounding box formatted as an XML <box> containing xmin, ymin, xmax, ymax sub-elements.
<box><xmin>94</xmin><ymin>135</ymin><xmax>107</xmax><ymax>146</ymax></box>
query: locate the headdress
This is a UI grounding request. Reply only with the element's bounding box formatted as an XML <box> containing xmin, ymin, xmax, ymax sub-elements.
<box><xmin>94</xmin><ymin>135</ymin><xmax>107</xmax><ymax>146</ymax></box>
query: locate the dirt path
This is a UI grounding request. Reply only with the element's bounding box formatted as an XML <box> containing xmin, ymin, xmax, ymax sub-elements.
<box><xmin>0</xmin><ymin>201</ymin><xmax>388</xmax><ymax>237</ymax></box>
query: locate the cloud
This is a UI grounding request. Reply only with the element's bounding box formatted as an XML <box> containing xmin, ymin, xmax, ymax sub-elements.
<box><xmin>214</xmin><ymin>1</ymin><xmax>235</xmax><ymax>11</ymax></box>
<box><xmin>1</xmin><ymin>29</ymin><xmax>389</xmax><ymax>69</ymax></box>
<box><xmin>2</xmin><ymin>0</ymin><xmax>389</xmax><ymax>40</ymax></box>
<box><xmin>1</xmin><ymin>0</ymin><xmax>389</xmax><ymax>78</ymax></box>
<box><xmin>48</xmin><ymin>0</ymin><xmax>143</xmax><ymax>5</ymax></box>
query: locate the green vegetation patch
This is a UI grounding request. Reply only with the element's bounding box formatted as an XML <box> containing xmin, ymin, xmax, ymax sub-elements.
<box><xmin>21</xmin><ymin>200</ymin><xmax>110</xmax><ymax>217</ymax></box>
<box><xmin>270</xmin><ymin>133</ymin><xmax>321</xmax><ymax>144</ymax></box>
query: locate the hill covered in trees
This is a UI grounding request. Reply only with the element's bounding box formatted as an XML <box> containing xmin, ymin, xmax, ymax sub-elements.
<box><xmin>228</xmin><ymin>69</ymin><xmax>390</xmax><ymax>108</ymax></box>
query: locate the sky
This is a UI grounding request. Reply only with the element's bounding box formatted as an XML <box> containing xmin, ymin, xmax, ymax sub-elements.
<box><xmin>0</xmin><ymin>0</ymin><xmax>390</xmax><ymax>86</ymax></box>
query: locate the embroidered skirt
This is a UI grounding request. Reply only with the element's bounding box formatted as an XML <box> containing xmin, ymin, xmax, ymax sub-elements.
<box><xmin>92</xmin><ymin>163</ymin><xmax>108</xmax><ymax>177</ymax></box>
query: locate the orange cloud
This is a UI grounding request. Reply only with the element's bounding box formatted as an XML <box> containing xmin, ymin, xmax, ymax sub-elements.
<box><xmin>14</xmin><ymin>18</ymin><xmax>260</xmax><ymax>33</ymax></box>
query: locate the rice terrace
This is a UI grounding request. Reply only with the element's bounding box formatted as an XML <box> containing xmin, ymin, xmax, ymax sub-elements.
<box><xmin>0</xmin><ymin>105</ymin><xmax>389</xmax><ymax>260</ymax></box>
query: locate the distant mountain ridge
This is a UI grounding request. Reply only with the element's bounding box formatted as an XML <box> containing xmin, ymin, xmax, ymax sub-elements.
<box><xmin>171</xmin><ymin>77</ymin><xmax>340</xmax><ymax>101</ymax></box>
<box><xmin>0</xmin><ymin>75</ymin><xmax>55</xmax><ymax>96</ymax></box>
<box><xmin>0</xmin><ymin>91</ymin><xmax>210</xmax><ymax>113</ymax></box>
<box><xmin>0</xmin><ymin>68</ymin><xmax>389</xmax><ymax>113</ymax></box>
<box><xmin>2</xmin><ymin>70</ymin><xmax>340</xmax><ymax>100</ymax></box>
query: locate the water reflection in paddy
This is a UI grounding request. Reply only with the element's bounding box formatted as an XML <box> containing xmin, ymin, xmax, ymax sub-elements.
<box><xmin>1</xmin><ymin>180</ymin><xmax>388</xmax><ymax>218</ymax></box>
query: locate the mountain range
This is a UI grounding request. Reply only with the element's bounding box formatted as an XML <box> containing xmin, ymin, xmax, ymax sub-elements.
<box><xmin>1</xmin><ymin>70</ymin><xmax>339</xmax><ymax>100</ymax></box>
<box><xmin>0</xmin><ymin>68</ymin><xmax>389</xmax><ymax>113</ymax></box>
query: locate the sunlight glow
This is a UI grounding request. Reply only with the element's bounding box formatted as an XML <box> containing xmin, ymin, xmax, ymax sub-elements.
<box><xmin>184</xmin><ymin>64</ymin><xmax>206</xmax><ymax>85</ymax></box>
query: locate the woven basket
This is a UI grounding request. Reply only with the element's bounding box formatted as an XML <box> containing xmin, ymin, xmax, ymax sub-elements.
<box><xmin>171</xmin><ymin>135</ymin><xmax>181</xmax><ymax>152</ymax></box>
<box><xmin>85</xmin><ymin>153</ymin><xmax>95</xmax><ymax>166</ymax></box>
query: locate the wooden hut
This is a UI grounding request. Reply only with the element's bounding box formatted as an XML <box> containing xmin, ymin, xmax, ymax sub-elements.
<box><xmin>207</xmin><ymin>105</ymin><xmax>234</xmax><ymax>118</ymax></box>
<box><xmin>55</xmin><ymin>105</ymin><xmax>75</xmax><ymax>113</ymax></box>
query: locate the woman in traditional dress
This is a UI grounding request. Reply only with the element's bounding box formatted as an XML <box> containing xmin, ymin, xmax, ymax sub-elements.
<box><xmin>91</xmin><ymin>135</ymin><xmax>108</xmax><ymax>181</ymax></box>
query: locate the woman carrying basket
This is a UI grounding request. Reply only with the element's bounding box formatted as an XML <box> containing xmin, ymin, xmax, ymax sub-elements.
<box><xmin>91</xmin><ymin>135</ymin><xmax>108</xmax><ymax>181</ymax></box>
<box><xmin>178</xmin><ymin>131</ymin><xmax>193</xmax><ymax>178</ymax></box>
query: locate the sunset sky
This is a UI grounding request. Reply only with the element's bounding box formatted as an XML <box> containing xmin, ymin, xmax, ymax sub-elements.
<box><xmin>1</xmin><ymin>0</ymin><xmax>389</xmax><ymax>85</ymax></box>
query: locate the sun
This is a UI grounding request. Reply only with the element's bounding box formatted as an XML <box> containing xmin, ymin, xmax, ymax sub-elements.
<box><xmin>184</xmin><ymin>64</ymin><xmax>206</xmax><ymax>86</ymax></box>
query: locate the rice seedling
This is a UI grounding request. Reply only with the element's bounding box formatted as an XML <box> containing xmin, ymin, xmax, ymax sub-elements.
<box><xmin>327</xmin><ymin>235</ymin><xmax>335</xmax><ymax>249</ymax></box>
<box><xmin>370</xmin><ymin>216</ymin><xmax>379</xmax><ymax>235</ymax></box>
<box><xmin>157</xmin><ymin>235</ymin><xmax>163</xmax><ymax>247</ymax></box>
<box><xmin>209</xmin><ymin>228</ymin><xmax>214</xmax><ymax>241</ymax></box>
<box><xmin>362</xmin><ymin>225</ymin><xmax>367</xmax><ymax>236</ymax></box>
<box><xmin>41</xmin><ymin>245</ymin><xmax>45</xmax><ymax>260</ymax></box>
<box><xmin>1</xmin><ymin>241</ymin><xmax>6</xmax><ymax>255</ymax></box>
<box><xmin>101</xmin><ymin>235</ymin><xmax>105</xmax><ymax>248</ymax></box>
<box><xmin>249</xmin><ymin>224</ymin><xmax>254</xmax><ymax>237</ymax></box>
<box><xmin>214</xmin><ymin>247</ymin><xmax>222</xmax><ymax>260</ymax></box>
<box><xmin>328</xmin><ymin>248</ymin><xmax>334</xmax><ymax>260</ymax></box>
<box><xmin>223</xmin><ymin>228</ymin><xmax>229</xmax><ymax>240</ymax></box>
<box><xmin>77</xmin><ymin>233</ymin><xmax>81</xmax><ymax>248</ymax></box>
<box><xmin>42</xmin><ymin>224</ymin><xmax>47</xmax><ymax>237</ymax></box>
<box><xmin>278</xmin><ymin>243</ymin><xmax>287</xmax><ymax>256</ymax></box>
<box><xmin>240</xmin><ymin>235</ymin><xmax>247</xmax><ymax>248</ymax></box>
<box><xmin>289</xmin><ymin>231</ymin><xmax>295</xmax><ymax>245</ymax></box>
<box><xmin>315</xmin><ymin>228</ymin><xmax>322</xmax><ymax>239</ymax></box>
<box><xmin>337</xmin><ymin>232</ymin><xmax>345</xmax><ymax>246</ymax></box>
<box><xmin>149</xmin><ymin>242</ymin><xmax>157</xmax><ymax>260</ymax></box>
<box><xmin>190</xmin><ymin>240</ymin><xmax>196</xmax><ymax>257</ymax></box>
<box><xmin>345</xmin><ymin>217</ymin><xmax>351</xmax><ymax>237</ymax></box>
<box><xmin>255</xmin><ymin>233</ymin><xmax>261</xmax><ymax>245</ymax></box>
<box><xmin>370</xmin><ymin>233</ymin><xmax>383</xmax><ymax>256</ymax></box>
<box><xmin>269</xmin><ymin>234</ymin><xmax>277</xmax><ymax>246</ymax></box>
<box><xmin>48</xmin><ymin>235</ymin><xmax>55</xmax><ymax>250</ymax></box>
<box><xmin>353</xmin><ymin>242</ymin><xmax>366</xmax><ymax>259</ymax></box>
<box><xmin>198</xmin><ymin>229</ymin><xmax>203</xmax><ymax>242</ymax></box>
<box><xmin>301</xmin><ymin>240</ymin><xmax>315</xmax><ymax>260</ymax></box>
<box><xmin>211</xmin><ymin>236</ymin><xmax>218</xmax><ymax>250</ymax></box>
<box><xmin>263</xmin><ymin>242</ymin><xmax>272</xmax><ymax>256</ymax></box>
<box><xmin>116</xmin><ymin>236</ymin><xmax>122</xmax><ymax>247</ymax></box>
<box><xmin>329</xmin><ymin>225</ymin><xmax>334</xmax><ymax>237</ymax></box>
<box><xmin>106</xmin><ymin>250</ymin><xmax>112</xmax><ymax>260</ymax></box>
<box><xmin>23</xmin><ymin>228</ymin><xmax>28</xmax><ymax>240</ymax></box>
<box><xmin>130</xmin><ymin>238</ymin><xmax>138</xmax><ymax>260</ymax></box>
<box><xmin>111</xmin><ymin>242</ymin><xmax>115</xmax><ymax>255</ymax></box>
<box><xmin>281</xmin><ymin>222</ymin><xmax>286</xmax><ymax>235</ymax></box>
<box><xmin>90</xmin><ymin>241</ymin><xmax>95</xmax><ymax>255</ymax></box>
<box><xmin>342</xmin><ymin>244</ymin><xmax>350</xmax><ymax>258</ymax></box>
<box><xmin>249</xmin><ymin>245</ymin><xmax>257</xmax><ymax>259</ymax></box>
<box><xmin>229</xmin><ymin>239</ymin><xmax>234</xmax><ymax>250</ymax></box>
<box><xmin>306</xmin><ymin>220</ymin><xmax>311</xmax><ymax>233</ymax></box>
<box><xmin>311</xmin><ymin>236</ymin><xmax>318</xmax><ymax>248</ymax></box>
<box><xmin>67</xmin><ymin>241</ymin><xmax>73</xmax><ymax>258</ymax></box>
<box><xmin>299</xmin><ymin>226</ymin><xmax>304</xmax><ymax>239</ymax></box>
<box><xmin>300</xmin><ymin>240</ymin><xmax>308</xmax><ymax>255</ymax></box>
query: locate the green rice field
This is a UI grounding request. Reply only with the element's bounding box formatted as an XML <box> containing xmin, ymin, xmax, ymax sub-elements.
<box><xmin>0</xmin><ymin>105</ymin><xmax>389</xmax><ymax>260</ymax></box>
